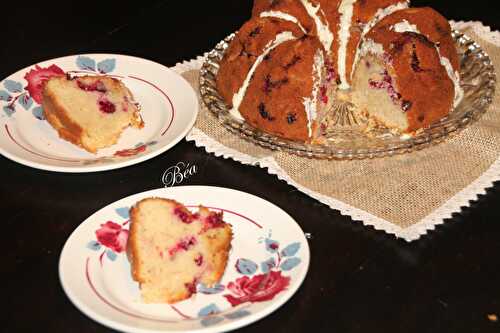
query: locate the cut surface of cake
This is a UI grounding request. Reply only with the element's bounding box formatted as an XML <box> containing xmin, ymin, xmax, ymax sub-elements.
<box><xmin>216</xmin><ymin>0</ymin><xmax>463</xmax><ymax>142</ymax></box>
<box><xmin>127</xmin><ymin>198</ymin><xmax>233</xmax><ymax>304</ymax></box>
<box><xmin>42</xmin><ymin>75</ymin><xmax>144</xmax><ymax>153</ymax></box>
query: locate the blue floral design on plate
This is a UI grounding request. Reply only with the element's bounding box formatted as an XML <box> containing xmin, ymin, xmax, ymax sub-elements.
<box><xmin>76</xmin><ymin>56</ymin><xmax>96</xmax><ymax>71</ymax></box>
<box><xmin>235</xmin><ymin>258</ymin><xmax>258</xmax><ymax>275</ymax></box>
<box><xmin>97</xmin><ymin>59</ymin><xmax>116</xmax><ymax>74</ymax></box>
<box><xmin>4</xmin><ymin>80</ymin><xmax>23</xmax><ymax>93</ymax></box>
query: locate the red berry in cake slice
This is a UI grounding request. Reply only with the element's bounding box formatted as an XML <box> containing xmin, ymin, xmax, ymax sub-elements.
<box><xmin>194</xmin><ymin>254</ymin><xmax>204</xmax><ymax>266</ymax></box>
<box><xmin>24</xmin><ymin>64</ymin><xmax>65</xmax><ymax>104</ymax></box>
<box><xmin>200</xmin><ymin>211</ymin><xmax>226</xmax><ymax>233</ymax></box>
<box><xmin>97</xmin><ymin>96</ymin><xmax>116</xmax><ymax>113</ymax></box>
<box><xmin>368</xmin><ymin>70</ymin><xmax>402</xmax><ymax>106</ymax></box>
<box><xmin>320</xmin><ymin>86</ymin><xmax>329</xmax><ymax>104</ymax></box>
<box><xmin>168</xmin><ymin>236</ymin><xmax>197</xmax><ymax>257</ymax></box>
<box><xmin>184</xmin><ymin>278</ymin><xmax>199</xmax><ymax>295</ymax></box>
<box><xmin>207</xmin><ymin>212</ymin><xmax>223</xmax><ymax>226</ymax></box>
<box><xmin>174</xmin><ymin>205</ymin><xmax>194</xmax><ymax>224</ymax></box>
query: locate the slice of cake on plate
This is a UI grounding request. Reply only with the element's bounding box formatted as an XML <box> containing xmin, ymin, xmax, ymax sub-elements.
<box><xmin>42</xmin><ymin>75</ymin><xmax>144</xmax><ymax>153</ymax></box>
<box><xmin>127</xmin><ymin>198</ymin><xmax>233</xmax><ymax>303</ymax></box>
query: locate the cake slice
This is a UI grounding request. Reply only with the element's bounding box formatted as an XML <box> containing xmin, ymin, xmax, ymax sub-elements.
<box><xmin>233</xmin><ymin>33</ymin><xmax>337</xmax><ymax>142</ymax></box>
<box><xmin>127</xmin><ymin>198</ymin><xmax>233</xmax><ymax>303</ymax></box>
<box><xmin>42</xmin><ymin>75</ymin><xmax>144</xmax><ymax>153</ymax></box>
<box><xmin>350</xmin><ymin>8</ymin><xmax>460</xmax><ymax>133</ymax></box>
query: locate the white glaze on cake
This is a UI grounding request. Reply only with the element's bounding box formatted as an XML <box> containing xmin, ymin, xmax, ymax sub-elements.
<box><xmin>337</xmin><ymin>0</ymin><xmax>357</xmax><ymax>90</ymax></box>
<box><xmin>366</xmin><ymin>1</ymin><xmax>410</xmax><ymax>33</ymax></box>
<box><xmin>300</xmin><ymin>0</ymin><xmax>333</xmax><ymax>53</ymax></box>
<box><xmin>259</xmin><ymin>11</ymin><xmax>307</xmax><ymax>33</ymax></box>
<box><xmin>230</xmin><ymin>31</ymin><xmax>297</xmax><ymax>120</ymax></box>
<box><xmin>392</xmin><ymin>19</ymin><xmax>418</xmax><ymax>33</ymax></box>
<box><xmin>436</xmin><ymin>49</ymin><xmax>464</xmax><ymax>107</ymax></box>
<box><xmin>302</xmin><ymin>49</ymin><xmax>324</xmax><ymax>137</ymax></box>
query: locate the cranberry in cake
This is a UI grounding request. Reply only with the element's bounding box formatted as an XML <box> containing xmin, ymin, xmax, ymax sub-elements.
<box><xmin>42</xmin><ymin>75</ymin><xmax>144</xmax><ymax>153</ymax></box>
<box><xmin>127</xmin><ymin>198</ymin><xmax>233</xmax><ymax>303</ymax></box>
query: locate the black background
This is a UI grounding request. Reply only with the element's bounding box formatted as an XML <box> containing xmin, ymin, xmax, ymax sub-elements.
<box><xmin>2</xmin><ymin>1</ymin><xmax>500</xmax><ymax>332</ymax></box>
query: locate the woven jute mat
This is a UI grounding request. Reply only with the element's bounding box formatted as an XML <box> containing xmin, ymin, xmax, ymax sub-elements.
<box><xmin>178</xmin><ymin>22</ymin><xmax>500</xmax><ymax>241</ymax></box>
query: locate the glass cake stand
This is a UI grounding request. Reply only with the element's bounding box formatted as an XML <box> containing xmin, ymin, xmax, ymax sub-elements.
<box><xmin>199</xmin><ymin>31</ymin><xmax>496</xmax><ymax>160</ymax></box>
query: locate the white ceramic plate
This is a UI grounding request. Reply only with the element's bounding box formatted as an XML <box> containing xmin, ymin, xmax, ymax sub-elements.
<box><xmin>59</xmin><ymin>186</ymin><xmax>310</xmax><ymax>333</ymax></box>
<box><xmin>0</xmin><ymin>54</ymin><xmax>198</xmax><ymax>172</ymax></box>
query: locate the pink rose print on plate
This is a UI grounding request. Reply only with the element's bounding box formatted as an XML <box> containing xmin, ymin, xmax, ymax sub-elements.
<box><xmin>113</xmin><ymin>142</ymin><xmax>157</xmax><ymax>158</ymax></box>
<box><xmin>95</xmin><ymin>221</ymin><xmax>129</xmax><ymax>253</ymax></box>
<box><xmin>114</xmin><ymin>144</ymin><xmax>147</xmax><ymax>157</ymax></box>
<box><xmin>223</xmin><ymin>270</ymin><xmax>290</xmax><ymax>306</ymax></box>
<box><xmin>87</xmin><ymin>209</ymin><xmax>130</xmax><ymax>265</ymax></box>
<box><xmin>24</xmin><ymin>64</ymin><xmax>65</xmax><ymax>104</ymax></box>
<box><xmin>2</xmin><ymin>64</ymin><xmax>64</xmax><ymax>118</ymax></box>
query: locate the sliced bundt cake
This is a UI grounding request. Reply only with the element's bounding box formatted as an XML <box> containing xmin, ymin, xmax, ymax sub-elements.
<box><xmin>216</xmin><ymin>0</ymin><xmax>462</xmax><ymax>141</ymax></box>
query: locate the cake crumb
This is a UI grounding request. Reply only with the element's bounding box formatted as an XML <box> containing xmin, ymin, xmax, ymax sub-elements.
<box><xmin>487</xmin><ymin>314</ymin><xmax>498</xmax><ymax>322</ymax></box>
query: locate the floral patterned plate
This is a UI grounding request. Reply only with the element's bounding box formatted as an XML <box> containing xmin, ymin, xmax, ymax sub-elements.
<box><xmin>59</xmin><ymin>185</ymin><xmax>310</xmax><ymax>333</ymax></box>
<box><xmin>0</xmin><ymin>54</ymin><xmax>198</xmax><ymax>172</ymax></box>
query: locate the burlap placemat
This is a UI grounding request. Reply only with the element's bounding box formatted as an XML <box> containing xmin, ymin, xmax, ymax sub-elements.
<box><xmin>174</xmin><ymin>21</ymin><xmax>500</xmax><ymax>241</ymax></box>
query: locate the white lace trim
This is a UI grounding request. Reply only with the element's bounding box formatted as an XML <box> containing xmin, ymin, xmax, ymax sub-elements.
<box><xmin>177</xmin><ymin>21</ymin><xmax>499</xmax><ymax>241</ymax></box>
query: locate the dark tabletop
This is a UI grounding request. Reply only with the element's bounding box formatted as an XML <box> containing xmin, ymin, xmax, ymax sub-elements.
<box><xmin>2</xmin><ymin>1</ymin><xmax>500</xmax><ymax>332</ymax></box>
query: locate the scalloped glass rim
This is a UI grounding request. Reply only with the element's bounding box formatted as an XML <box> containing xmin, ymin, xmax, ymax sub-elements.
<box><xmin>199</xmin><ymin>31</ymin><xmax>496</xmax><ymax>160</ymax></box>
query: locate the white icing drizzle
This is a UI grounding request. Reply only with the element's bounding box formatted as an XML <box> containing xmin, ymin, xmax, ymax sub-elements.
<box><xmin>259</xmin><ymin>11</ymin><xmax>307</xmax><ymax>33</ymax></box>
<box><xmin>350</xmin><ymin>1</ymin><xmax>410</xmax><ymax>79</ymax></box>
<box><xmin>436</xmin><ymin>49</ymin><xmax>464</xmax><ymax>107</ymax></box>
<box><xmin>302</xmin><ymin>49</ymin><xmax>324</xmax><ymax>137</ymax></box>
<box><xmin>300</xmin><ymin>0</ymin><xmax>334</xmax><ymax>53</ymax></box>
<box><xmin>230</xmin><ymin>32</ymin><xmax>296</xmax><ymax>120</ymax></box>
<box><xmin>385</xmin><ymin>20</ymin><xmax>464</xmax><ymax>108</ymax></box>
<box><xmin>363</xmin><ymin>1</ymin><xmax>410</xmax><ymax>34</ymax></box>
<box><xmin>337</xmin><ymin>0</ymin><xmax>357</xmax><ymax>90</ymax></box>
<box><xmin>392</xmin><ymin>19</ymin><xmax>418</xmax><ymax>33</ymax></box>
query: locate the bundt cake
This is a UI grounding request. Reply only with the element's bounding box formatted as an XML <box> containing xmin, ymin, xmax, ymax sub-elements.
<box><xmin>216</xmin><ymin>0</ymin><xmax>463</xmax><ymax>141</ymax></box>
<box><xmin>42</xmin><ymin>75</ymin><xmax>144</xmax><ymax>153</ymax></box>
<box><xmin>127</xmin><ymin>198</ymin><xmax>233</xmax><ymax>303</ymax></box>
